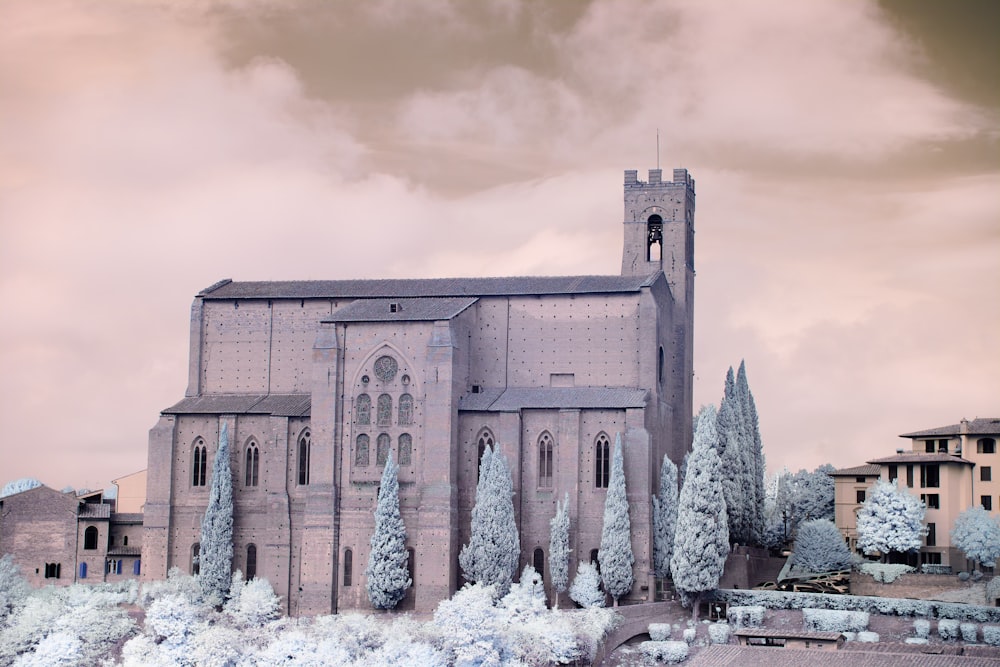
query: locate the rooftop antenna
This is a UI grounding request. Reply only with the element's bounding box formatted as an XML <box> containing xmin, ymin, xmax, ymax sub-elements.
<box><xmin>656</xmin><ymin>128</ymin><xmax>660</xmax><ymax>169</ymax></box>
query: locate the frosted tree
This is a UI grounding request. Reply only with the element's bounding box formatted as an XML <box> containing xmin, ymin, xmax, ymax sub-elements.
<box><xmin>568</xmin><ymin>561</ymin><xmax>605</xmax><ymax>608</ymax></box>
<box><xmin>199</xmin><ymin>422</ymin><xmax>234</xmax><ymax>606</ymax></box>
<box><xmin>651</xmin><ymin>454</ymin><xmax>678</xmax><ymax>579</ymax></box>
<box><xmin>459</xmin><ymin>444</ymin><xmax>520</xmax><ymax>596</ymax></box>
<box><xmin>789</xmin><ymin>519</ymin><xmax>853</xmax><ymax>573</ymax></box>
<box><xmin>366</xmin><ymin>451</ymin><xmax>411</xmax><ymax>609</ymax></box>
<box><xmin>671</xmin><ymin>405</ymin><xmax>729</xmax><ymax>618</ymax></box>
<box><xmin>598</xmin><ymin>433</ymin><xmax>634</xmax><ymax>606</ymax></box>
<box><xmin>0</xmin><ymin>555</ymin><xmax>29</xmax><ymax>626</ymax></box>
<box><xmin>0</xmin><ymin>478</ymin><xmax>42</xmax><ymax>498</ymax></box>
<box><xmin>736</xmin><ymin>361</ymin><xmax>765</xmax><ymax>544</ymax></box>
<box><xmin>717</xmin><ymin>367</ymin><xmax>749</xmax><ymax>544</ymax></box>
<box><xmin>951</xmin><ymin>505</ymin><xmax>1000</xmax><ymax>571</ymax></box>
<box><xmin>548</xmin><ymin>493</ymin><xmax>570</xmax><ymax>608</ymax></box>
<box><xmin>856</xmin><ymin>479</ymin><xmax>926</xmax><ymax>560</ymax></box>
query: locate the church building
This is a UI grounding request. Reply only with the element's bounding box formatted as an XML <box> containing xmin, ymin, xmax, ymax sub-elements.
<box><xmin>143</xmin><ymin>167</ymin><xmax>697</xmax><ymax>614</ymax></box>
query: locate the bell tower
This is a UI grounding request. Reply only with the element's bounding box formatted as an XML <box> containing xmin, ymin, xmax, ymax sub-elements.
<box><xmin>621</xmin><ymin>168</ymin><xmax>695</xmax><ymax>307</ymax></box>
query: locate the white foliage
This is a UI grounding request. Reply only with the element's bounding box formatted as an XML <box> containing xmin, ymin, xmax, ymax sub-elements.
<box><xmin>498</xmin><ymin>565</ymin><xmax>546</xmax><ymax>622</ymax></box>
<box><xmin>802</xmin><ymin>608</ymin><xmax>870</xmax><ymax>632</ymax></box>
<box><xmin>652</xmin><ymin>455</ymin><xmax>678</xmax><ymax>579</ymax></box>
<box><xmin>985</xmin><ymin>625</ymin><xmax>1000</xmax><ymax>646</ymax></box>
<box><xmin>671</xmin><ymin>404</ymin><xmax>729</xmax><ymax>607</ymax></box>
<box><xmin>938</xmin><ymin>618</ymin><xmax>960</xmax><ymax>641</ymax></box>
<box><xmin>431</xmin><ymin>584</ymin><xmax>507</xmax><ymax>667</ymax></box>
<box><xmin>140</xmin><ymin>567</ymin><xmax>204</xmax><ymax>607</ymax></box>
<box><xmin>12</xmin><ymin>632</ymin><xmax>81</xmax><ymax>667</ymax></box>
<box><xmin>366</xmin><ymin>452</ymin><xmax>411</xmax><ymax>610</ymax></box>
<box><xmin>0</xmin><ymin>478</ymin><xmax>42</xmax><ymax>498</ymax></box>
<box><xmin>707</xmin><ymin>622</ymin><xmax>730</xmax><ymax>644</ymax></box>
<box><xmin>857</xmin><ymin>631</ymin><xmax>879</xmax><ymax>643</ymax></box>
<box><xmin>952</xmin><ymin>505</ymin><xmax>1000</xmax><ymax>568</ymax></box>
<box><xmin>648</xmin><ymin>623</ymin><xmax>671</xmax><ymax>641</ymax></box>
<box><xmin>568</xmin><ymin>562</ymin><xmax>605</xmax><ymax>608</ymax></box>
<box><xmin>856</xmin><ymin>479</ymin><xmax>926</xmax><ymax>557</ymax></box>
<box><xmin>225</xmin><ymin>575</ymin><xmax>282</xmax><ymax>627</ymax></box>
<box><xmin>961</xmin><ymin>622</ymin><xmax>978</xmax><ymax>642</ymax></box>
<box><xmin>0</xmin><ymin>555</ymin><xmax>30</xmax><ymax>626</ymax></box>
<box><xmin>727</xmin><ymin>605</ymin><xmax>765</xmax><ymax>629</ymax></box>
<box><xmin>859</xmin><ymin>563</ymin><xmax>915</xmax><ymax>583</ymax></box>
<box><xmin>199</xmin><ymin>422</ymin><xmax>234</xmax><ymax>606</ymax></box>
<box><xmin>789</xmin><ymin>519</ymin><xmax>853</xmax><ymax>573</ymax></box>
<box><xmin>549</xmin><ymin>493</ymin><xmax>571</xmax><ymax>604</ymax></box>
<box><xmin>737</xmin><ymin>361</ymin><xmax>766</xmax><ymax>545</ymax></box>
<box><xmin>145</xmin><ymin>594</ymin><xmax>205</xmax><ymax>647</ymax></box>
<box><xmin>914</xmin><ymin>618</ymin><xmax>930</xmax><ymax>638</ymax></box>
<box><xmin>640</xmin><ymin>640</ymin><xmax>688</xmax><ymax>664</ymax></box>
<box><xmin>598</xmin><ymin>433</ymin><xmax>634</xmax><ymax>602</ymax></box>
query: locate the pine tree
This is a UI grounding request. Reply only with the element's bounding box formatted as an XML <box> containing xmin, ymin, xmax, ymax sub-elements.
<box><xmin>598</xmin><ymin>433</ymin><xmax>634</xmax><ymax>606</ymax></box>
<box><xmin>652</xmin><ymin>454</ymin><xmax>678</xmax><ymax>579</ymax></box>
<box><xmin>717</xmin><ymin>367</ymin><xmax>749</xmax><ymax>544</ymax></box>
<box><xmin>568</xmin><ymin>561</ymin><xmax>605</xmax><ymax>608</ymax></box>
<box><xmin>459</xmin><ymin>444</ymin><xmax>520</xmax><ymax>596</ymax></box>
<box><xmin>549</xmin><ymin>493</ymin><xmax>570</xmax><ymax>608</ymax></box>
<box><xmin>737</xmin><ymin>361</ymin><xmax>765</xmax><ymax>545</ymax></box>
<box><xmin>366</xmin><ymin>451</ymin><xmax>411</xmax><ymax>609</ymax></box>
<box><xmin>199</xmin><ymin>422</ymin><xmax>234</xmax><ymax>606</ymax></box>
<box><xmin>671</xmin><ymin>405</ymin><xmax>729</xmax><ymax>618</ymax></box>
<box><xmin>856</xmin><ymin>478</ymin><xmax>926</xmax><ymax>560</ymax></box>
<box><xmin>790</xmin><ymin>519</ymin><xmax>853</xmax><ymax>573</ymax></box>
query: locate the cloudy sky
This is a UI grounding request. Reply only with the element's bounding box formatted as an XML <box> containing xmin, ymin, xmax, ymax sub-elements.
<box><xmin>1</xmin><ymin>0</ymin><xmax>997</xmax><ymax>493</ymax></box>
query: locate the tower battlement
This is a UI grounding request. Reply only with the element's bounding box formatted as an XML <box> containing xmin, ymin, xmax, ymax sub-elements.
<box><xmin>624</xmin><ymin>168</ymin><xmax>695</xmax><ymax>193</ymax></box>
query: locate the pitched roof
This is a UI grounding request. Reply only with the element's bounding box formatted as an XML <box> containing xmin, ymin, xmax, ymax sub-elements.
<box><xmin>111</xmin><ymin>513</ymin><xmax>143</xmax><ymax>524</ymax></box>
<box><xmin>733</xmin><ymin>628</ymin><xmax>842</xmax><ymax>640</ymax></box>
<box><xmin>107</xmin><ymin>546</ymin><xmax>142</xmax><ymax>557</ymax></box>
<box><xmin>458</xmin><ymin>386</ymin><xmax>648</xmax><ymax>412</ymax></box>
<box><xmin>163</xmin><ymin>393</ymin><xmax>310</xmax><ymax>417</ymax></box>
<box><xmin>324</xmin><ymin>297</ymin><xmax>477</xmax><ymax>323</ymax></box>
<box><xmin>900</xmin><ymin>417</ymin><xmax>1000</xmax><ymax>438</ymax></box>
<box><xmin>829</xmin><ymin>464</ymin><xmax>881</xmax><ymax>477</ymax></box>
<box><xmin>867</xmin><ymin>452</ymin><xmax>974</xmax><ymax>465</ymax></box>
<box><xmin>198</xmin><ymin>274</ymin><xmax>660</xmax><ymax>300</ymax></box>
<box><xmin>690</xmin><ymin>645</ymin><xmax>1000</xmax><ymax>666</ymax></box>
<box><xmin>78</xmin><ymin>503</ymin><xmax>111</xmax><ymax>519</ymax></box>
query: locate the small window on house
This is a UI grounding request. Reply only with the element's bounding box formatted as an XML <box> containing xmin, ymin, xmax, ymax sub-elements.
<box><xmin>44</xmin><ymin>563</ymin><xmax>61</xmax><ymax>579</ymax></box>
<box><xmin>595</xmin><ymin>433</ymin><xmax>611</xmax><ymax>489</ymax></box>
<box><xmin>533</xmin><ymin>548</ymin><xmax>544</xmax><ymax>578</ymax></box>
<box><xmin>192</xmin><ymin>438</ymin><xmax>208</xmax><ymax>487</ymax></box>
<box><xmin>245</xmin><ymin>440</ymin><xmax>260</xmax><ymax>487</ymax></box>
<box><xmin>123</xmin><ymin>535</ymin><xmax>128</xmax><ymax>546</ymax></box>
<box><xmin>538</xmin><ymin>432</ymin><xmax>554</xmax><ymax>488</ymax></box>
<box><xmin>356</xmin><ymin>394</ymin><xmax>371</xmax><ymax>425</ymax></box>
<box><xmin>191</xmin><ymin>543</ymin><xmax>201</xmax><ymax>575</ymax></box>
<box><xmin>477</xmin><ymin>430</ymin><xmax>495</xmax><ymax>481</ymax></box>
<box><xmin>84</xmin><ymin>526</ymin><xmax>99</xmax><ymax>550</ymax></box>
<box><xmin>79</xmin><ymin>562</ymin><xmax>87</xmax><ymax>579</ymax></box>
<box><xmin>921</xmin><ymin>552</ymin><xmax>942</xmax><ymax>565</ymax></box>
<box><xmin>398</xmin><ymin>394</ymin><xmax>413</xmax><ymax>425</ymax></box>
<box><xmin>856</xmin><ymin>490</ymin><xmax>866</xmax><ymax>504</ymax></box>
<box><xmin>925</xmin><ymin>440</ymin><xmax>935</xmax><ymax>453</ymax></box>
<box><xmin>921</xmin><ymin>464</ymin><xmax>940</xmax><ymax>488</ymax></box>
<box><xmin>297</xmin><ymin>430</ymin><xmax>311</xmax><ymax>485</ymax></box>
<box><xmin>855</xmin><ymin>476</ymin><xmax>866</xmax><ymax>483</ymax></box>
<box><xmin>133</xmin><ymin>560</ymin><xmax>141</xmax><ymax>576</ymax></box>
<box><xmin>343</xmin><ymin>549</ymin><xmax>353</xmax><ymax>587</ymax></box>
<box><xmin>938</xmin><ymin>439</ymin><xmax>948</xmax><ymax>453</ymax></box>
<box><xmin>377</xmin><ymin>433</ymin><xmax>391</xmax><ymax>466</ymax></box>
<box><xmin>590</xmin><ymin>549</ymin><xmax>600</xmax><ymax>573</ymax></box>
<box><xmin>922</xmin><ymin>494</ymin><xmax>940</xmax><ymax>509</ymax></box>
<box><xmin>888</xmin><ymin>465</ymin><xmax>898</xmax><ymax>482</ymax></box>
<box><xmin>906</xmin><ymin>465</ymin><xmax>914</xmax><ymax>488</ymax></box>
<box><xmin>377</xmin><ymin>394</ymin><xmax>392</xmax><ymax>427</ymax></box>
<box><xmin>398</xmin><ymin>433</ymin><xmax>412</xmax><ymax>466</ymax></box>
<box><xmin>978</xmin><ymin>438</ymin><xmax>996</xmax><ymax>454</ymax></box>
<box><xmin>983</xmin><ymin>496</ymin><xmax>993</xmax><ymax>511</ymax></box>
<box><xmin>356</xmin><ymin>434</ymin><xmax>370</xmax><ymax>466</ymax></box>
<box><xmin>927</xmin><ymin>522</ymin><xmax>936</xmax><ymax>547</ymax></box>
<box><xmin>983</xmin><ymin>467</ymin><xmax>993</xmax><ymax>482</ymax></box>
<box><xmin>246</xmin><ymin>544</ymin><xmax>257</xmax><ymax>580</ymax></box>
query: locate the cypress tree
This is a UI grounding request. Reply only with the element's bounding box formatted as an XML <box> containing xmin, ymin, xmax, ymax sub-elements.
<box><xmin>598</xmin><ymin>433</ymin><xmax>634</xmax><ymax>606</ymax></box>
<box><xmin>718</xmin><ymin>367</ymin><xmax>749</xmax><ymax>543</ymax></box>
<box><xmin>652</xmin><ymin>454</ymin><xmax>678</xmax><ymax>579</ymax></box>
<box><xmin>199</xmin><ymin>422</ymin><xmax>234</xmax><ymax>606</ymax></box>
<box><xmin>459</xmin><ymin>444</ymin><xmax>494</xmax><ymax>585</ymax></box>
<box><xmin>737</xmin><ymin>360</ymin><xmax>765</xmax><ymax>545</ymax></box>
<box><xmin>366</xmin><ymin>451</ymin><xmax>411</xmax><ymax>609</ymax></box>
<box><xmin>549</xmin><ymin>493</ymin><xmax>570</xmax><ymax>608</ymax></box>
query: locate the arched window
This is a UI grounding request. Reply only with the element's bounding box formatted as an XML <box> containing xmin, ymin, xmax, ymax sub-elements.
<box><xmin>533</xmin><ymin>547</ymin><xmax>544</xmax><ymax>578</ymax></box>
<box><xmin>595</xmin><ymin>433</ymin><xmax>611</xmax><ymax>488</ymax></box>
<box><xmin>356</xmin><ymin>394</ymin><xmax>371</xmax><ymax>425</ymax></box>
<box><xmin>297</xmin><ymin>430</ymin><xmax>311</xmax><ymax>486</ymax></box>
<box><xmin>398</xmin><ymin>433</ymin><xmax>412</xmax><ymax>466</ymax></box>
<box><xmin>979</xmin><ymin>438</ymin><xmax>996</xmax><ymax>454</ymax></box>
<box><xmin>123</xmin><ymin>536</ymin><xmax>128</xmax><ymax>546</ymax></box>
<box><xmin>343</xmin><ymin>548</ymin><xmax>353</xmax><ymax>587</ymax></box>
<box><xmin>356</xmin><ymin>434</ymin><xmax>370</xmax><ymax>466</ymax></box>
<box><xmin>377</xmin><ymin>394</ymin><xmax>393</xmax><ymax>426</ymax></box>
<box><xmin>192</xmin><ymin>438</ymin><xmax>207</xmax><ymax>487</ymax></box>
<box><xmin>398</xmin><ymin>394</ymin><xmax>414</xmax><ymax>425</ymax></box>
<box><xmin>79</xmin><ymin>562</ymin><xmax>87</xmax><ymax>579</ymax></box>
<box><xmin>477</xmin><ymin>429</ymin><xmax>495</xmax><ymax>481</ymax></box>
<box><xmin>191</xmin><ymin>543</ymin><xmax>201</xmax><ymax>575</ymax></box>
<box><xmin>377</xmin><ymin>433</ymin><xmax>391</xmax><ymax>466</ymax></box>
<box><xmin>245</xmin><ymin>440</ymin><xmax>259</xmax><ymax>487</ymax></box>
<box><xmin>246</xmin><ymin>544</ymin><xmax>257</xmax><ymax>580</ymax></box>
<box><xmin>538</xmin><ymin>432</ymin><xmax>554</xmax><ymax>488</ymax></box>
<box><xmin>647</xmin><ymin>214</ymin><xmax>663</xmax><ymax>261</ymax></box>
<box><xmin>590</xmin><ymin>548</ymin><xmax>600</xmax><ymax>573</ymax></box>
<box><xmin>84</xmin><ymin>526</ymin><xmax>99</xmax><ymax>550</ymax></box>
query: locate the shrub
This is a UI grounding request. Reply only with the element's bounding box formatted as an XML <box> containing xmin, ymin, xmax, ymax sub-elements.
<box><xmin>640</xmin><ymin>641</ymin><xmax>688</xmax><ymax>664</ymax></box>
<box><xmin>921</xmin><ymin>564</ymin><xmax>951</xmax><ymax>575</ymax></box>
<box><xmin>802</xmin><ymin>609</ymin><xmax>869</xmax><ymax>633</ymax></box>
<box><xmin>988</xmin><ymin>577</ymin><xmax>1000</xmax><ymax>604</ymax></box>
<box><xmin>842</xmin><ymin>631</ymin><xmax>856</xmax><ymax>642</ymax></box>
<box><xmin>938</xmin><ymin>618</ymin><xmax>960</xmax><ymax>641</ymax></box>
<box><xmin>961</xmin><ymin>622</ymin><xmax>978</xmax><ymax>643</ymax></box>
<box><xmin>648</xmin><ymin>623</ymin><xmax>670</xmax><ymax>641</ymax></box>
<box><xmin>914</xmin><ymin>619</ymin><xmax>930</xmax><ymax>638</ymax></box>
<box><xmin>682</xmin><ymin>628</ymin><xmax>696</xmax><ymax>644</ymax></box>
<box><xmin>972</xmin><ymin>570</ymin><xmax>984</xmax><ymax>582</ymax></box>
<box><xmin>789</xmin><ymin>519</ymin><xmax>854</xmax><ymax>573</ymax></box>
<box><xmin>858</xmin><ymin>563</ymin><xmax>915</xmax><ymax>583</ymax></box>
<box><xmin>727</xmin><ymin>605</ymin><xmax>765</xmax><ymax>629</ymax></box>
<box><xmin>857</xmin><ymin>631</ymin><xmax>879</xmax><ymax>643</ymax></box>
<box><xmin>959</xmin><ymin>571</ymin><xmax>971</xmax><ymax>582</ymax></box>
<box><xmin>707</xmin><ymin>623</ymin><xmax>730</xmax><ymax>645</ymax></box>
<box><xmin>983</xmin><ymin>625</ymin><xmax>1000</xmax><ymax>646</ymax></box>
<box><xmin>905</xmin><ymin>637</ymin><xmax>928</xmax><ymax>645</ymax></box>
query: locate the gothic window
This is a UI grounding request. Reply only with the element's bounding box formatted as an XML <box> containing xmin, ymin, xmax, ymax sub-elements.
<box><xmin>191</xmin><ymin>543</ymin><xmax>200</xmax><ymax>575</ymax></box>
<box><xmin>647</xmin><ymin>214</ymin><xmax>663</xmax><ymax>261</ymax></box>
<box><xmin>533</xmin><ymin>547</ymin><xmax>544</xmax><ymax>578</ymax></box>
<box><xmin>84</xmin><ymin>526</ymin><xmax>99</xmax><ymax>550</ymax></box>
<box><xmin>356</xmin><ymin>434</ymin><xmax>370</xmax><ymax>467</ymax></box>
<box><xmin>245</xmin><ymin>440</ymin><xmax>259</xmax><ymax>487</ymax></box>
<box><xmin>398</xmin><ymin>433</ymin><xmax>412</xmax><ymax>466</ymax></box>
<box><xmin>538</xmin><ymin>432</ymin><xmax>554</xmax><ymax>488</ymax></box>
<box><xmin>377</xmin><ymin>433</ymin><xmax>391</xmax><ymax>466</ymax></box>
<box><xmin>297</xmin><ymin>430</ymin><xmax>311</xmax><ymax>486</ymax></box>
<box><xmin>377</xmin><ymin>394</ymin><xmax>392</xmax><ymax>427</ymax></box>
<box><xmin>246</xmin><ymin>544</ymin><xmax>257</xmax><ymax>580</ymax></box>
<box><xmin>595</xmin><ymin>433</ymin><xmax>610</xmax><ymax>488</ymax></box>
<box><xmin>398</xmin><ymin>394</ymin><xmax>413</xmax><ymax>425</ymax></box>
<box><xmin>356</xmin><ymin>394</ymin><xmax>371</xmax><ymax>425</ymax></box>
<box><xmin>343</xmin><ymin>549</ymin><xmax>353</xmax><ymax>587</ymax></box>
<box><xmin>374</xmin><ymin>355</ymin><xmax>398</xmax><ymax>382</ymax></box>
<box><xmin>192</xmin><ymin>438</ymin><xmax>207</xmax><ymax>487</ymax></box>
<box><xmin>477</xmin><ymin>429</ymin><xmax>495</xmax><ymax>481</ymax></box>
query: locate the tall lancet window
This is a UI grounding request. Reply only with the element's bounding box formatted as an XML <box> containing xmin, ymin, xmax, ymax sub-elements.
<box><xmin>538</xmin><ymin>432</ymin><xmax>554</xmax><ymax>488</ymax></box>
<box><xmin>647</xmin><ymin>214</ymin><xmax>663</xmax><ymax>261</ymax></box>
